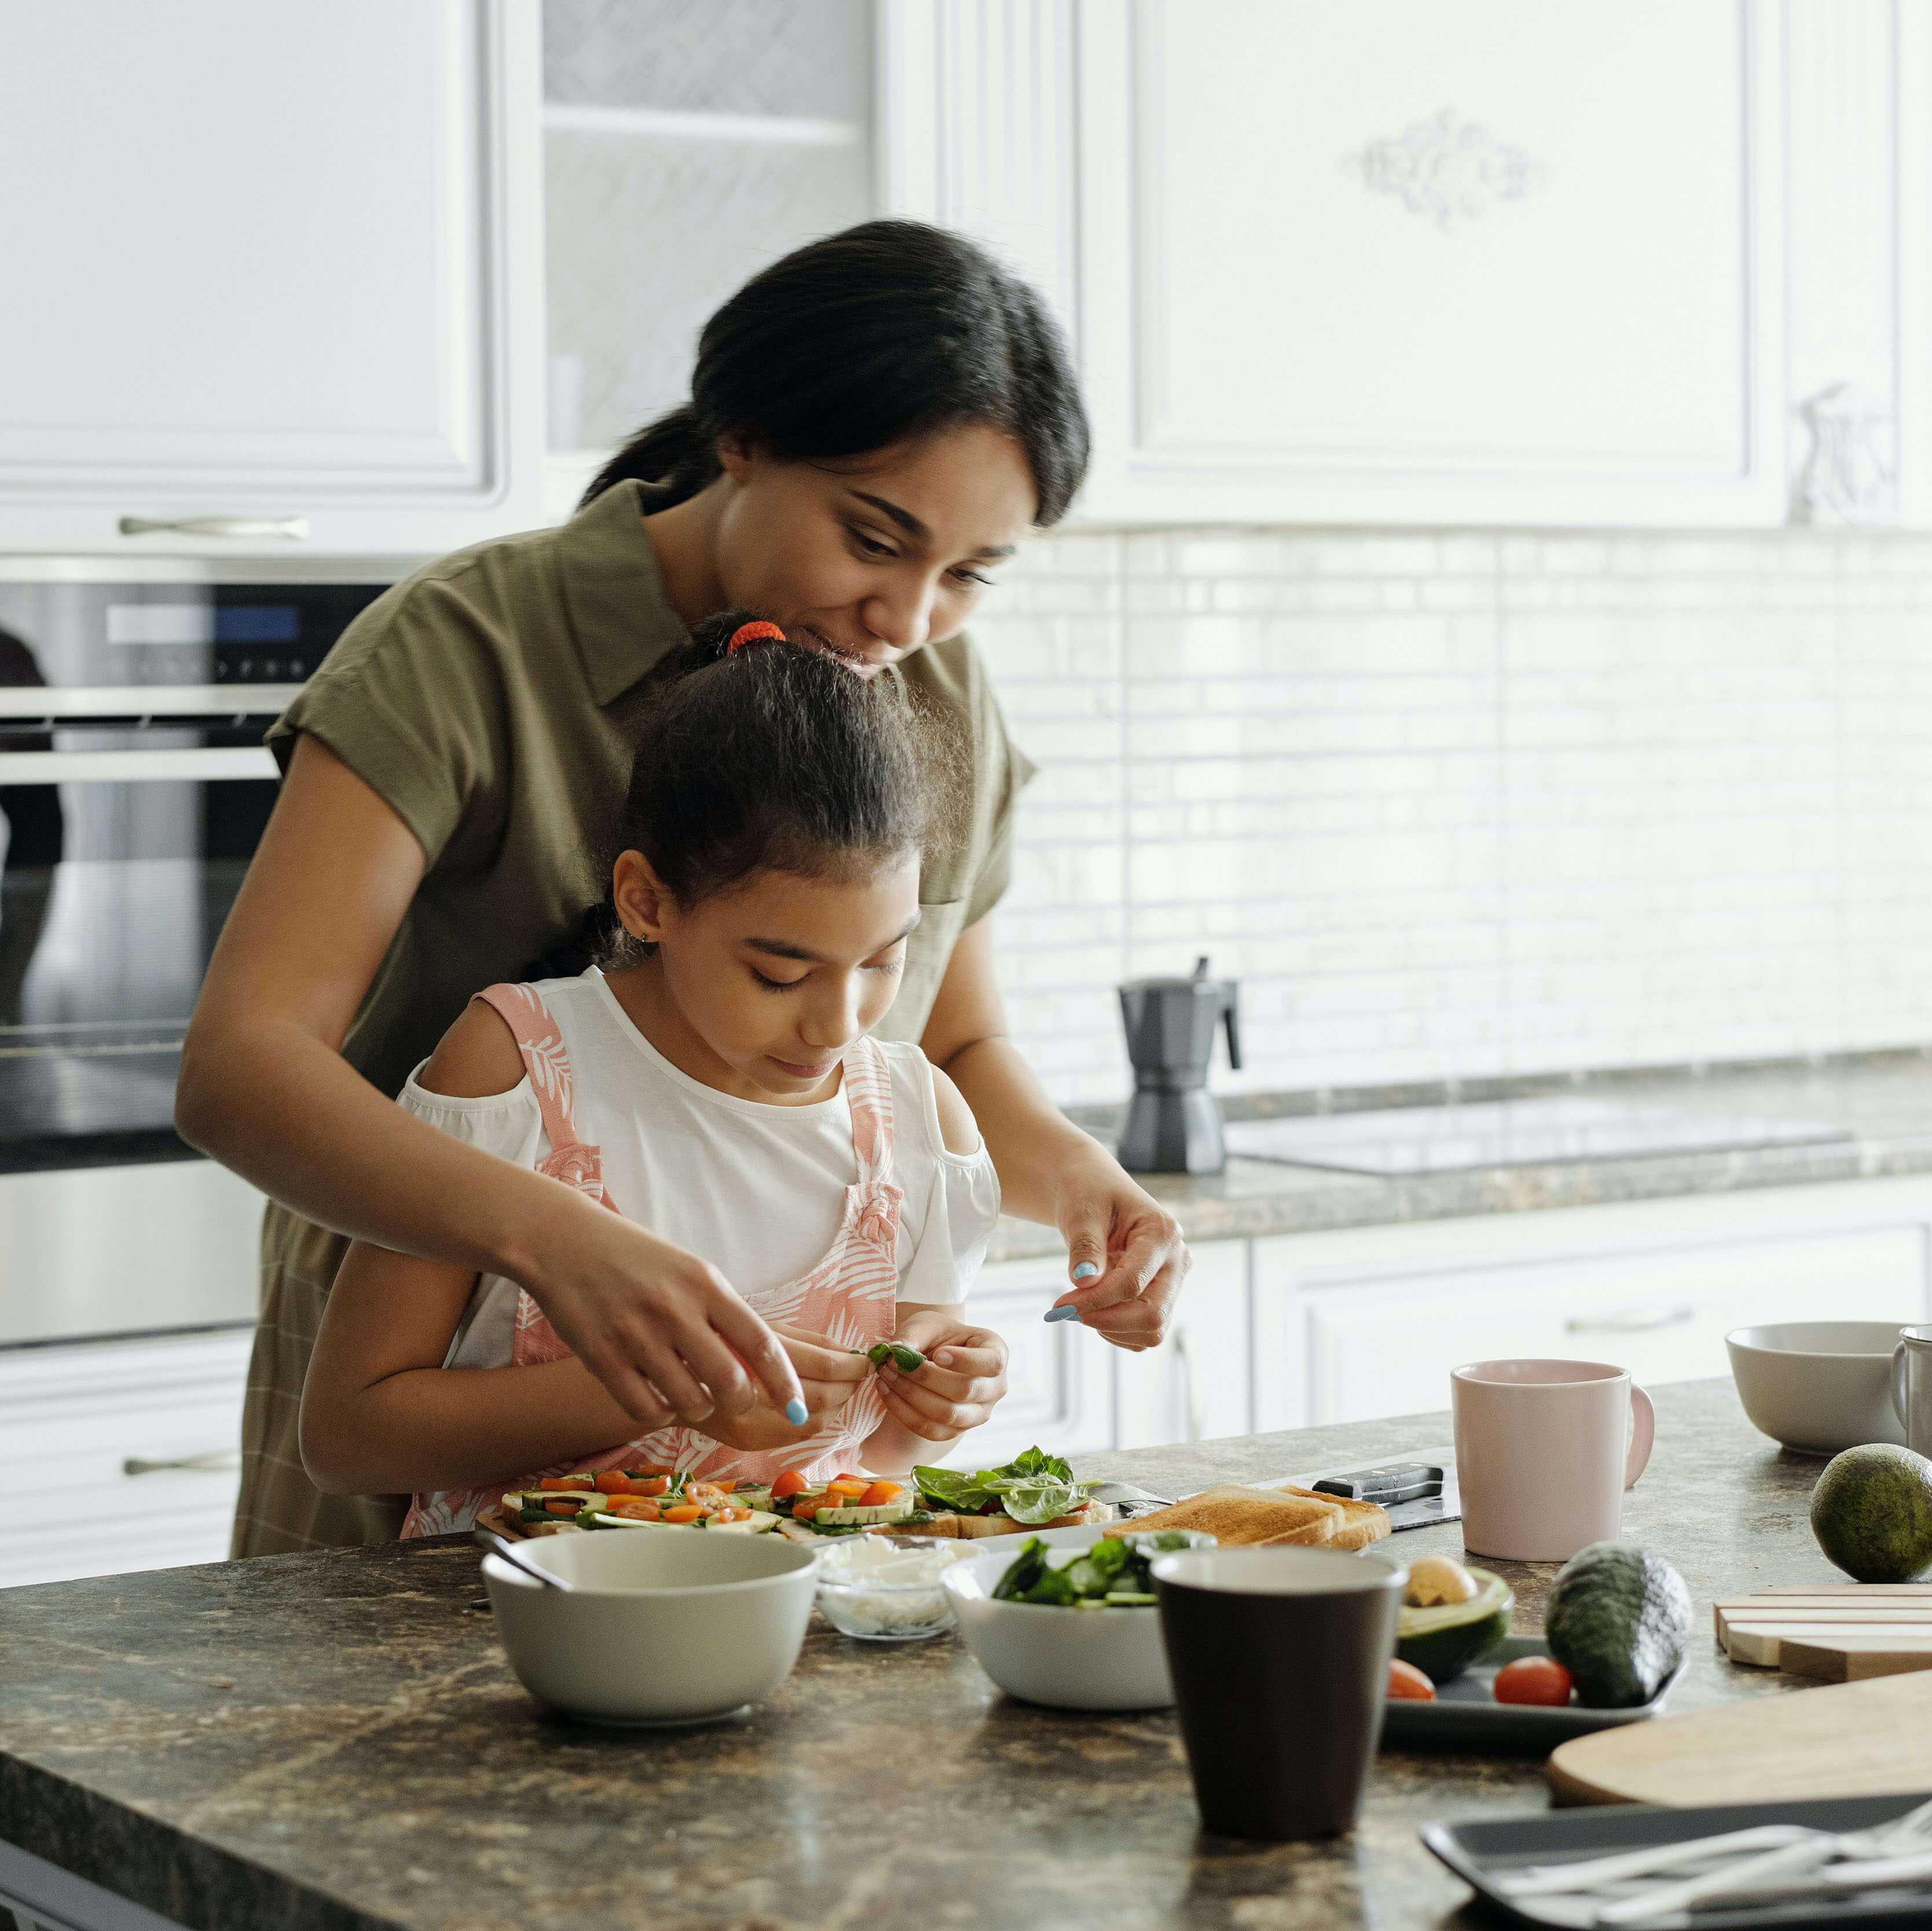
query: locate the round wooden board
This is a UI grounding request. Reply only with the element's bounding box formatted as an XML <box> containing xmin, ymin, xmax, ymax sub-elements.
<box><xmin>1547</xmin><ymin>1671</ymin><xmax>1932</xmax><ymax>1806</ymax></box>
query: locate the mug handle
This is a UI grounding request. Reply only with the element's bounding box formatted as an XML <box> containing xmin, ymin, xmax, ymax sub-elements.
<box><xmin>1625</xmin><ymin>1381</ymin><xmax>1655</xmax><ymax>1491</ymax></box>
<box><xmin>1895</xmin><ymin>1341</ymin><xmax>1911</xmax><ymax>1429</ymax></box>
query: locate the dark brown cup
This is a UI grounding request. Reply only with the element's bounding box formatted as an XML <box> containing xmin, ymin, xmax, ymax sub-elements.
<box><xmin>1152</xmin><ymin>1546</ymin><xmax>1407</xmax><ymax>1841</ymax></box>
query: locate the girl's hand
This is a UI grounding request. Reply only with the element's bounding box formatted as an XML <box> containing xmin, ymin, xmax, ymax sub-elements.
<box><xmin>517</xmin><ymin>1193</ymin><xmax>805</xmax><ymax>1430</ymax></box>
<box><xmin>874</xmin><ymin>1311</ymin><xmax>1009</xmax><ymax>1447</ymax></box>
<box><xmin>1045</xmin><ymin>1156</ymin><xmax>1191</xmax><ymax>1353</ymax></box>
<box><xmin>695</xmin><ymin>1323</ymin><xmax>870</xmax><ymax>1455</ymax></box>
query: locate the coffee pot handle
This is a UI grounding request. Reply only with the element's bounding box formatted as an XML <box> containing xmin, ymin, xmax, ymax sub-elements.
<box><xmin>1222</xmin><ymin>994</ymin><xmax>1242</xmax><ymax>1071</ymax></box>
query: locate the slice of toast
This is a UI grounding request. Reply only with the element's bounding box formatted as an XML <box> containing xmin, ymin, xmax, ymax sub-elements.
<box><xmin>1102</xmin><ymin>1485</ymin><xmax>1343</xmax><ymax>1548</ymax></box>
<box><xmin>1271</xmin><ymin>1483</ymin><xmax>1392</xmax><ymax>1550</ymax></box>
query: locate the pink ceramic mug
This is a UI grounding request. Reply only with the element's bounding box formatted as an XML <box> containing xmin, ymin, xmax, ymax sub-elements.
<box><xmin>1452</xmin><ymin>1359</ymin><xmax>1655</xmax><ymax>1562</ymax></box>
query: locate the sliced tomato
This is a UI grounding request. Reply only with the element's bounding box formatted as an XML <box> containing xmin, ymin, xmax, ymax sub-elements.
<box><xmin>1493</xmin><ymin>1657</ymin><xmax>1574</xmax><ymax>1707</ymax></box>
<box><xmin>825</xmin><ymin>1478</ymin><xmax>869</xmax><ymax>1501</ymax></box>
<box><xmin>859</xmin><ymin>1481</ymin><xmax>903</xmax><ymax>1506</ymax></box>
<box><xmin>592</xmin><ymin>1470</ymin><xmax>628</xmax><ymax>1494</ymax></box>
<box><xmin>662</xmin><ymin>1504</ymin><xmax>705</xmax><ymax>1524</ymax></box>
<box><xmin>1386</xmin><ymin>1659</ymin><xmax>1436</xmax><ymax>1701</ymax></box>
<box><xmin>542</xmin><ymin>1498</ymin><xmax>581</xmax><ymax>1516</ymax></box>
<box><xmin>790</xmin><ymin>1500</ymin><xmax>820</xmax><ymax>1521</ymax></box>
<box><xmin>619</xmin><ymin>1474</ymin><xmax>669</xmax><ymax>1497</ymax></box>
<box><xmin>771</xmin><ymin>1469</ymin><xmax>809</xmax><ymax>1500</ymax></box>
<box><xmin>633</xmin><ymin>1466</ymin><xmax>675</xmax><ymax>1479</ymax></box>
<box><xmin>710</xmin><ymin>1477</ymin><xmax>739</xmax><ymax>1493</ymax></box>
<box><xmin>608</xmin><ymin>1498</ymin><xmax>660</xmax><ymax>1521</ymax></box>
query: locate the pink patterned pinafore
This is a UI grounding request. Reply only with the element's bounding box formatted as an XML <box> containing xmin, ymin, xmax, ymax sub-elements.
<box><xmin>401</xmin><ymin>981</ymin><xmax>902</xmax><ymax>1538</ymax></box>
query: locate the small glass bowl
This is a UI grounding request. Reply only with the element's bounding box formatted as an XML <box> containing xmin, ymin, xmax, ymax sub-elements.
<box><xmin>813</xmin><ymin>1536</ymin><xmax>972</xmax><ymax>1642</ymax></box>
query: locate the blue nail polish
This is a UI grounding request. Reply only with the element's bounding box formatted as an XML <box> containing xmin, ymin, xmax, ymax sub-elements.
<box><xmin>1072</xmin><ymin>1262</ymin><xmax>1100</xmax><ymax>1281</ymax></box>
<box><xmin>1044</xmin><ymin>1305</ymin><xmax>1081</xmax><ymax>1324</ymax></box>
<box><xmin>784</xmin><ymin>1397</ymin><xmax>809</xmax><ymax>1425</ymax></box>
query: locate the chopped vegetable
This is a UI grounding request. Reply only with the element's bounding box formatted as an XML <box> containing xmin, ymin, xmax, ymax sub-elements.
<box><xmin>1387</xmin><ymin>1659</ymin><xmax>1437</xmax><ymax>1701</ymax></box>
<box><xmin>860</xmin><ymin>1481</ymin><xmax>903</xmax><ymax>1506</ymax></box>
<box><xmin>1493</xmin><ymin>1657</ymin><xmax>1574</xmax><ymax>1706</ymax></box>
<box><xmin>607</xmin><ymin>1498</ymin><xmax>660</xmax><ymax>1521</ymax></box>
<box><xmin>991</xmin><ymin>1531</ymin><xmax>1214</xmax><ymax>1607</ymax></box>
<box><xmin>772</xmin><ymin>1469</ymin><xmax>807</xmax><ymax>1500</ymax></box>
<box><xmin>791</xmin><ymin>1500</ymin><xmax>820</xmax><ymax>1521</ymax></box>
<box><xmin>825</xmin><ymin>1478</ymin><xmax>869</xmax><ymax>1501</ymax></box>
<box><xmin>662</xmin><ymin>1504</ymin><xmax>704</xmax><ymax>1524</ymax></box>
<box><xmin>865</xmin><ymin>1341</ymin><xmax>927</xmax><ymax>1373</ymax></box>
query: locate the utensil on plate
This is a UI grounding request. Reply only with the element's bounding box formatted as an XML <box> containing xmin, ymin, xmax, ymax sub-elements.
<box><xmin>1452</xmin><ymin>1359</ymin><xmax>1653</xmax><ymax>1562</ymax></box>
<box><xmin>1727</xmin><ymin>1321</ymin><xmax>1911</xmax><ymax>1454</ymax></box>
<box><xmin>473</xmin><ymin>1525</ymin><xmax>569</xmax><ymax>1589</ymax></box>
<box><xmin>1152</xmin><ymin>1545</ymin><xmax>1406</xmax><ymax>1841</ymax></box>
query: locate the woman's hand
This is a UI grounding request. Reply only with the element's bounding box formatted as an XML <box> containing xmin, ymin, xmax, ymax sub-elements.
<box><xmin>692</xmin><ymin>1323</ymin><xmax>872</xmax><ymax>1455</ymax></box>
<box><xmin>874</xmin><ymin>1308</ymin><xmax>1009</xmax><ymax>1448</ymax></box>
<box><xmin>1044</xmin><ymin>1154</ymin><xmax>1190</xmax><ymax>1352</ymax></box>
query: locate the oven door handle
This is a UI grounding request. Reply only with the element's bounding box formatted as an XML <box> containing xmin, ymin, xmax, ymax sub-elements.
<box><xmin>118</xmin><ymin>514</ymin><xmax>309</xmax><ymax>541</ymax></box>
<box><xmin>0</xmin><ymin>747</ymin><xmax>278</xmax><ymax>782</ymax></box>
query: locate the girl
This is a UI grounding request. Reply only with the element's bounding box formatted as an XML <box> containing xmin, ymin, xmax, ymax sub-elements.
<box><xmin>299</xmin><ymin>615</ymin><xmax>1008</xmax><ymax>1525</ymax></box>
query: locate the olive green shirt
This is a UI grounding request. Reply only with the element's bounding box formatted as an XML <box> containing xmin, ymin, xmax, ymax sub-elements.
<box><xmin>269</xmin><ymin>476</ymin><xmax>1033</xmax><ymax>1101</ymax></box>
<box><xmin>234</xmin><ymin>479</ymin><xmax>1031</xmax><ymax>1559</ymax></box>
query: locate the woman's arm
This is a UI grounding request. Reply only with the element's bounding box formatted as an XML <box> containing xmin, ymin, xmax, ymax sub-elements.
<box><xmin>920</xmin><ymin>918</ymin><xmax>1189</xmax><ymax>1351</ymax></box>
<box><xmin>178</xmin><ymin>733</ymin><xmax>800</xmax><ymax>1426</ymax></box>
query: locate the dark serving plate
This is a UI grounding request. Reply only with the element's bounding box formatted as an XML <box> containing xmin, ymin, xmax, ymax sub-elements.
<box><xmin>1423</xmin><ymin>1792</ymin><xmax>1932</xmax><ymax>1930</ymax></box>
<box><xmin>1381</xmin><ymin>1636</ymin><xmax>1681</xmax><ymax>1753</ymax></box>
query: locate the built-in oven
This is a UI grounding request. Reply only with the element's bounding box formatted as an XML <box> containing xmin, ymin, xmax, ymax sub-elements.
<box><xmin>0</xmin><ymin>576</ymin><xmax>389</xmax><ymax>1176</ymax></box>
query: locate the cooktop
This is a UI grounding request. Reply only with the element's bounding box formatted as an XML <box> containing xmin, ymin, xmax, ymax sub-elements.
<box><xmin>1221</xmin><ymin>1095</ymin><xmax>1852</xmax><ymax>1178</ymax></box>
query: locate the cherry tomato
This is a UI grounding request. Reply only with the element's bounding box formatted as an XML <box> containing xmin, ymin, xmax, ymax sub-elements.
<box><xmin>771</xmin><ymin>1470</ymin><xmax>808</xmax><ymax>1501</ymax></box>
<box><xmin>791</xmin><ymin>1500</ymin><xmax>820</xmax><ymax>1521</ymax></box>
<box><xmin>1493</xmin><ymin>1657</ymin><xmax>1574</xmax><ymax>1706</ymax></box>
<box><xmin>860</xmin><ymin>1481</ymin><xmax>903</xmax><ymax>1506</ymax></box>
<box><xmin>1386</xmin><ymin>1659</ymin><xmax>1437</xmax><ymax>1701</ymax></box>
<box><xmin>593</xmin><ymin>1470</ymin><xmax>627</xmax><ymax>1494</ymax></box>
<box><xmin>662</xmin><ymin>1504</ymin><xmax>704</xmax><ymax>1524</ymax></box>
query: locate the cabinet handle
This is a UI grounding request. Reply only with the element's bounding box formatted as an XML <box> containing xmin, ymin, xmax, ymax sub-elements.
<box><xmin>118</xmin><ymin>514</ymin><xmax>310</xmax><ymax>540</ymax></box>
<box><xmin>1174</xmin><ymin>1327</ymin><xmax>1203</xmax><ymax>1443</ymax></box>
<box><xmin>122</xmin><ymin>1450</ymin><xmax>240</xmax><ymax>1476</ymax></box>
<box><xmin>1564</xmin><ymin>1306</ymin><xmax>1695</xmax><ymax>1336</ymax></box>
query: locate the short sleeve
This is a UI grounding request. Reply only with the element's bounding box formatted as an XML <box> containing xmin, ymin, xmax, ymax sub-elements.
<box><xmin>266</xmin><ymin>564</ymin><xmax>513</xmax><ymax>871</ymax></box>
<box><xmin>898</xmin><ymin>1144</ymin><xmax>1001</xmax><ymax>1305</ymax></box>
<box><xmin>396</xmin><ymin>1057</ymin><xmax>547</xmax><ymax>1168</ymax></box>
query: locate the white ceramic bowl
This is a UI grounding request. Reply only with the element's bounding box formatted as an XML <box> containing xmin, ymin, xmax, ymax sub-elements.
<box><xmin>1726</xmin><ymin>1321</ymin><xmax>1911</xmax><ymax>1455</ymax></box>
<box><xmin>814</xmin><ymin>1535</ymin><xmax>971</xmax><ymax>1641</ymax></box>
<box><xmin>941</xmin><ymin>1531</ymin><xmax>1176</xmax><ymax>1711</ymax></box>
<box><xmin>483</xmin><ymin>1527</ymin><xmax>818</xmax><ymax>1726</ymax></box>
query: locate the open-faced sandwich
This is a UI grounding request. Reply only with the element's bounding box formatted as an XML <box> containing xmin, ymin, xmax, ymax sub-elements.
<box><xmin>1104</xmin><ymin>1481</ymin><xmax>1390</xmax><ymax>1550</ymax></box>
<box><xmin>498</xmin><ymin>1469</ymin><xmax>779</xmax><ymax>1536</ymax></box>
<box><xmin>766</xmin><ymin>1447</ymin><xmax>1114</xmax><ymax>1544</ymax></box>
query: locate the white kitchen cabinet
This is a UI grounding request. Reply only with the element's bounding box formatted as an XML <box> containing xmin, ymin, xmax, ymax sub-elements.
<box><xmin>0</xmin><ymin>1329</ymin><xmax>251</xmax><ymax>1589</ymax></box>
<box><xmin>0</xmin><ymin>1</ymin><xmax>544</xmax><ymax>557</ymax></box>
<box><xmin>1112</xmin><ymin>1239</ymin><xmax>1251</xmax><ymax>1450</ymax></box>
<box><xmin>944</xmin><ymin>1250</ymin><xmax>1113</xmax><ymax>1469</ymax></box>
<box><xmin>1251</xmin><ymin>1178</ymin><xmax>1932</xmax><ymax>1432</ymax></box>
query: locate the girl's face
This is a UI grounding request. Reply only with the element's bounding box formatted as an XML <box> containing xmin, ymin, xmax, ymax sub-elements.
<box><xmin>712</xmin><ymin>424</ymin><xmax>1035</xmax><ymax>678</ymax></box>
<box><xmin>612</xmin><ymin>849</ymin><xmax>923</xmax><ymax>1104</ymax></box>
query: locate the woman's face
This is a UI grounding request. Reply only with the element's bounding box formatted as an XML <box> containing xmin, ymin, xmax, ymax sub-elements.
<box><xmin>712</xmin><ymin>424</ymin><xmax>1035</xmax><ymax>677</ymax></box>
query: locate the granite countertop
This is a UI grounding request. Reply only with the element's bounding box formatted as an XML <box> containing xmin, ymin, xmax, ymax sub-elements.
<box><xmin>987</xmin><ymin>1047</ymin><xmax>1932</xmax><ymax>1263</ymax></box>
<box><xmin>0</xmin><ymin>1379</ymin><xmax>1853</xmax><ymax>1931</ymax></box>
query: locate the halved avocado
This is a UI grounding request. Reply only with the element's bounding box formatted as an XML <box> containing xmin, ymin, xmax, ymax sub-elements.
<box><xmin>1395</xmin><ymin>1566</ymin><xmax>1512</xmax><ymax>1684</ymax></box>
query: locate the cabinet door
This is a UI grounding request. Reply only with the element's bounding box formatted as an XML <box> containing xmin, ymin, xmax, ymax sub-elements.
<box><xmin>1112</xmin><ymin>1239</ymin><xmax>1250</xmax><ymax>1451</ymax></box>
<box><xmin>1072</xmin><ymin>0</ymin><xmax>1784</xmax><ymax>527</ymax></box>
<box><xmin>941</xmin><ymin>1253</ymin><xmax>1112</xmax><ymax>1469</ymax></box>
<box><xmin>0</xmin><ymin>1</ymin><xmax>543</xmax><ymax>556</ymax></box>
<box><xmin>0</xmin><ymin>1330</ymin><xmax>251</xmax><ymax>1588</ymax></box>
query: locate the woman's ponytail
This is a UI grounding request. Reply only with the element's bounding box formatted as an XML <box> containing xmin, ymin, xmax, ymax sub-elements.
<box><xmin>579</xmin><ymin>402</ymin><xmax>722</xmax><ymax>509</ymax></box>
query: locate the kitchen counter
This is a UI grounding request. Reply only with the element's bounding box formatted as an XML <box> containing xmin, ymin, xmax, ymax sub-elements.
<box><xmin>0</xmin><ymin>1378</ymin><xmax>1853</xmax><ymax>1931</ymax></box>
<box><xmin>988</xmin><ymin>1046</ymin><xmax>1932</xmax><ymax>1262</ymax></box>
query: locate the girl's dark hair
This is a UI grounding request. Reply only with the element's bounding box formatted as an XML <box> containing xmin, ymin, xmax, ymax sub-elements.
<box><xmin>581</xmin><ymin>219</ymin><xmax>1088</xmax><ymax>526</ymax></box>
<box><xmin>596</xmin><ymin>612</ymin><xmax>946</xmax><ymax>963</ymax></box>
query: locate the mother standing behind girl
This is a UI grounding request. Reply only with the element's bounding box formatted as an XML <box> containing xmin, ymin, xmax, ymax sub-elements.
<box><xmin>178</xmin><ymin>220</ymin><xmax>1192</xmax><ymax>1557</ymax></box>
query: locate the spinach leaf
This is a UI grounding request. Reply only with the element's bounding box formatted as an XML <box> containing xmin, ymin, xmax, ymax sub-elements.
<box><xmin>991</xmin><ymin>1536</ymin><xmax>1051</xmax><ymax>1601</ymax></box>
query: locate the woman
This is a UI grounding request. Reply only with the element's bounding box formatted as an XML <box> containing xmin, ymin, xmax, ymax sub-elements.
<box><xmin>177</xmin><ymin>220</ymin><xmax>1191</xmax><ymax>1558</ymax></box>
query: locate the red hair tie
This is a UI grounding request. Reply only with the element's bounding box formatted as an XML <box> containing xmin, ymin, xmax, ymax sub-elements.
<box><xmin>726</xmin><ymin>620</ymin><xmax>786</xmax><ymax>656</ymax></box>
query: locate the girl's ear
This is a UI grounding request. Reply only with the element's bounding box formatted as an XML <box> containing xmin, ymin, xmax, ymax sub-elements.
<box><xmin>612</xmin><ymin>850</ymin><xmax>674</xmax><ymax>946</ymax></box>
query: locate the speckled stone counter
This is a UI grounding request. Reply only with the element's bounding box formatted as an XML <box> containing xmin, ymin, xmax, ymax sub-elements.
<box><xmin>0</xmin><ymin>1379</ymin><xmax>1850</xmax><ymax>1931</ymax></box>
<box><xmin>987</xmin><ymin>1047</ymin><xmax>1932</xmax><ymax>1262</ymax></box>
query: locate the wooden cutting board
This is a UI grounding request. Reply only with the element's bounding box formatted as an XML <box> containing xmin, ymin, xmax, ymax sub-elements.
<box><xmin>1716</xmin><ymin>1586</ymin><xmax>1932</xmax><ymax>1681</ymax></box>
<box><xmin>1548</xmin><ymin>1672</ymin><xmax>1932</xmax><ymax>1805</ymax></box>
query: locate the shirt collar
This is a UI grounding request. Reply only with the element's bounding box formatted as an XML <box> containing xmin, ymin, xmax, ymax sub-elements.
<box><xmin>554</xmin><ymin>477</ymin><xmax>692</xmax><ymax>707</ymax></box>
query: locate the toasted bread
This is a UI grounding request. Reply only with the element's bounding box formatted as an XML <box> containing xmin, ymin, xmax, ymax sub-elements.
<box><xmin>1271</xmin><ymin>1483</ymin><xmax>1391</xmax><ymax>1550</ymax></box>
<box><xmin>1101</xmin><ymin>1485</ymin><xmax>1343</xmax><ymax>1548</ymax></box>
<box><xmin>908</xmin><ymin>1498</ymin><xmax>1115</xmax><ymax>1540</ymax></box>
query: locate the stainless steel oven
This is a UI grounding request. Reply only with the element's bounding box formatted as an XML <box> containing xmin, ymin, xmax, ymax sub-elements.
<box><xmin>0</xmin><ymin>576</ymin><xmax>389</xmax><ymax>1172</ymax></box>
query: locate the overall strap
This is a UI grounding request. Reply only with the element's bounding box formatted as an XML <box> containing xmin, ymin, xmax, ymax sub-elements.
<box><xmin>840</xmin><ymin>1035</ymin><xmax>897</xmax><ymax>1187</ymax></box>
<box><xmin>472</xmin><ymin>982</ymin><xmax>590</xmax><ymax>1155</ymax></box>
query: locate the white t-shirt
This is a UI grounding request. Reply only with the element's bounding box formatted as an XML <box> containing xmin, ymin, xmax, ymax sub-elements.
<box><xmin>398</xmin><ymin>969</ymin><xmax>1001</xmax><ymax>1370</ymax></box>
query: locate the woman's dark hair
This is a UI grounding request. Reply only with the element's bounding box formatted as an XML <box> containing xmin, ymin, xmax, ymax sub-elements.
<box><xmin>581</xmin><ymin>219</ymin><xmax>1089</xmax><ymax>526</ymax></box>
<box><xmin>596</xmin><ymin>612</ymin><xmax>949</xmax><ymax>963</ymax></box>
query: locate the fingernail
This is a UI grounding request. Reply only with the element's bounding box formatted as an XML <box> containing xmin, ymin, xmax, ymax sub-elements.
<box><xmin>1044</xmin><ymin>1305</ymin><xmax>1081</xmax><ymax>1324</ymax></box>
<box><xmin>784</xmin><ymin>1397</ymin><xmax>809</xmax><ymax>1425</ymax></box>
<box><xmin>1072</xmin><ymin>1262</ymin><xmax>1100</xmax><ymax>1281</ymax></box>
<box><xmin>935</xmin><ymin>1349</ymin><xmax>956</xmax><ymax>1366</ymax></box>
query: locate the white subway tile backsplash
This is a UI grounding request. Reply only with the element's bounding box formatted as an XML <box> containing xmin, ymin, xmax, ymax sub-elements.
<box><xmin>974</xmin><ymin>525</ymin><xmax>1932</xmax><ymax>1106</ymax></box>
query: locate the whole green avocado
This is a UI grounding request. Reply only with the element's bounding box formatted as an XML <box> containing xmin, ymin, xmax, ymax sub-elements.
<box><xmin>1810</xmin><ymin>1443</ymin><xmax>1932</xmax><ymax>1583</ymax></box>
<box><xmin>1544</xmin><ymin>1543</ymin><xmax>1692</xmax><ymax>1708</ymax></box>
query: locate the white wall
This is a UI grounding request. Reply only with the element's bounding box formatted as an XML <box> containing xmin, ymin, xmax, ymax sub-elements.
<box><xmin>979</xmin><ymin>528</ymin><xmax>1932</xmax><ymax>1106</ymax></box>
